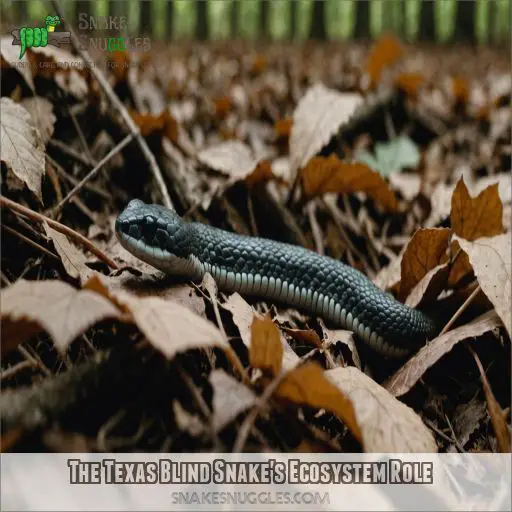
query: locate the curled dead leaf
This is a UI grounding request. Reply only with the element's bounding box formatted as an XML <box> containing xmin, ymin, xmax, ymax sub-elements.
<box><xmin>301</xmin><ymin>154</ymin><xmax>398</xmax><ymax>211</ymax></box>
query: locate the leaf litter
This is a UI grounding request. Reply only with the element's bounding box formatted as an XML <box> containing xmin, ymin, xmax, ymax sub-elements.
<box><xmin>1</xmin><ymin>36</ymin><xmax>510</xmax><ymax>454</ymax></box>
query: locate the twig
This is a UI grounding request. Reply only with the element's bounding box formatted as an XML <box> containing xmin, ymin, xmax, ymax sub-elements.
<box><xmin>0</xmin><ymin>360</ymin><xmax>35</xmax><ymax>381</ymax></box>
<box><xmin>48</xmin><ymin>138</ymin><xmax>92</xmax><ymax>167</ymax></box>
<box><xmin>439</xmin><ymin>284</ymin><xmax>482</xmax><ymax>336</ymax></box>
<box><xmin>46</xmin><ymin>154</ymin><xmax>110</xmax><ymax>200</ymax></box>
<box><xmin>0</xmin><ymin>196</ymin><xmax>118</xmax><ymax>270</ymax></box>
<box><xmin>18</xmin><ymin>345</ymin><xmax>52</xmax><ymax>377</ymax></box>
<box><xmin>2</xmin><ymin>224</ymin><xmax>60</xmax><ymax>262</ymax></box>
<box><xmin>67</xmin><ymin>103</ymin><xmax>95</xmax><ymax>165</ymax></box>
<box><xmin>52</xmin><ymin>134</ymin><xmax>134</xmax><ymax>213</ymax></box>
<box><xmin>51</xmin><ymin>0</ymin><xmax>173</xmax><ymax>210</ymax></box>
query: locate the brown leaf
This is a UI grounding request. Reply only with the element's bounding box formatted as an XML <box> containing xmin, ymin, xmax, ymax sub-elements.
<box><xmin>394</xmin><ymin>72</ymin><xmax>426</xmax><ymax>98</ymax></box>
<box><xmin>472</xmin><ymin>351</ymin><xmax>511</xmax><ymax>453</ymax></box>
<box><xmin>290</xmin><ymin>84</ymin><xmax>363</xmax><ymax>173</ymax></box>
<box><xmin>209</xmin><ymin>370</ymin><xmax>256</xmax><ymax>432</ymax></box>
<box><xmin>130</xmin><ymin>110</ymin><xmax>179</xmax><ymax>143</ymax></box>
<box><xmin>1</xmin><ymin>97</ymin><xmax>45</xmax><ymax>200</ymax></box>
<box><xmin>450</xmin><ymin>76</ymin><xmax>469</xmax><ymax>104</ymax></box>
<box><xmin>222</xmin><ymin>293</ymin><xmax>299</xmax><ymax>370</ymax></box>
<box><xmin>301</xmin><ymin>154</ymin><xmax>398</xmax><ymax>211</ymax></box>
<box><xmin>0</xmin><ymin>279</ymin><xmax>121</xmax><ymax>355</ymax></box>
<box><xmin>398</xmin><ymin>228</ymin><xmax>451</xmax><ymax>301</ymax></box>
<box><xmin>457</xmin><ymin>234</ymin><xmax>511</xmax><ymax>337</ymax></box>
<box><xmin>250</xmin><ymin>315</ymin><xmax>283</xmax><ymax>376</ymax></box>
<box><xmin>447</xmin><ymin>239</ymin><xmax>473</xmax><ymax>287</ymax></box>
<box><xmin>43</xmin><ymin>224</ymin><xmax>91</xmax><ymax>282</ymax></box>
<box><xmin>405</xmin><ymin>262</ymin><xmax>450</xmax><ymax>309</ymax></box>
<box><xmin>244</xmin><ymin>160</ymin><xmax>281</xmax><ymax>188</ymax></box>
<box><xmin>385</xmin><ymin>311</ymin><xmax>502</xmax><ymax>397</ymax></box>
<box><xmin>327</xmin><ymin>366</ymin><xmax>437</xmax><ymax>452</ymax></box>
<box><xmin>20</xmin><ymin>97</ymin><xmax>56</xmax><ymax>146</ymax></box>
<box><xmin>281</xmin><ymin>327</ymin><xmax>323</xmax><ymax>348</ymax></box>
<box><xmin>274</xmin><ymin>117</ymin><xmax>293</xmax><ymax>141</ymax></box>
<box><xmin>450</xmin><ymin>178</ymin><xmax>504</xmax><ymax>241</ymax></box>
<box><xmin>366</xmin><ymin>34</ymin><xmax>403</xmax><ymax>87</ymax></box>
<box><xmin>277</xmin><ymin>362</ymin><xmax>362</xmax><ymax>443</ymax></box>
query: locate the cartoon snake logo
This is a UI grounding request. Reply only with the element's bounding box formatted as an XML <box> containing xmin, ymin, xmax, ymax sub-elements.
<box><xmin>18</xmin><ymin>15</ymin><xmax>61</xmax><ymax>59</ymax></box>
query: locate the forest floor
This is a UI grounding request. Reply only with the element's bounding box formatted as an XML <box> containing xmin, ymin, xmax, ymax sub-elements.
<box><xmin>1</xmin><ymin>36</ymin><xmax>510</xmax><ymax>455</ymax></box>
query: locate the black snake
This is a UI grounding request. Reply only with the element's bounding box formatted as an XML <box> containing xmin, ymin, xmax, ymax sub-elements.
<box><xmin>116</xmin><ymin>199</ymin><xmax>437</xmax><ymax>357</ymax></box>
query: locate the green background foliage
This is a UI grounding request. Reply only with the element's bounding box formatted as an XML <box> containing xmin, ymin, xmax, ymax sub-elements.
<box><xmin>1</xmin><ymin>0</ymin><xmax>510</xmax><ymax>44</ymax></box>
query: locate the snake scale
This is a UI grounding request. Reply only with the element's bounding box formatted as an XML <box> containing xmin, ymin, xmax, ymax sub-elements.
<box><xmin>116</xmin><ymin>199</ymin><xmax>438</xmax><ymax>357</ymax></box>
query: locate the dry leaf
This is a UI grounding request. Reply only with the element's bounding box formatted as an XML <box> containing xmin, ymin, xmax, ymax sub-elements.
<box><xmin>447</xmin><ymin>239</ymin><xmax>473</xmax><ymax>287</ymax></box>
<box><xmin>450</xmin><ymin>178</ymin><xmax>504</xmax><ymax>241</ymax></box>
<box><xmin>327</xmin><ymin>366</ymin><xmax>437</xmax><ymax>452</ymax></box>
<box><xmin>197</xmin><ymin>140</ymin><xmax>256</xmax><ymax>179</ymax></box>
<box><xmin>281</xmin><ymin>327</ymin><xmax>323</xmax><ymax>348</ymax></box>
<box><xmin>118</xmin><ymin>292</ymin><xmax>226</xmax><ymax>359</ymax></box>
<box><xmin>394</xmin><ymin>72</ymin><xmax>426</xmax><ymax>98</ymax></box>
<box><xmin>277</xmin><ymin>362</ymin><xmax>362</xmax><ymax>443</ymax></box>
<box><xmin>450</xmin><ymin>76</ymin><xmax>469</xmax><ymax>104</ymax></box>
<box><xmin>244</xmin><ymin>160</ymin><xmax>280</xmax><ymax>188</ymax></box>
<box><xmin>222</xmin><ymin>293</ymin><xmax>299</xmax><ymax>369</ymax></box>
<box><xmin>472</xmin><ymin>352</ymin><xmax>511</xmax><ymax>453</ymax></box>
<box><xmin>0</xmin><ymin>279</ymin><xmax>121</xmax><ymax>355</ymax></box>
<box><xmin>131</xmin><ymin>110</ymin><xmax>179</xmax><ymax>143</ymax></box>
<box><xmin>209</xmin><ymin>370</ymin><xmax>256</xmax><ymax>432</ymax></box>
<box><xmin>385</xmin><ymin>311</ymin><xmax>502</xmax><ymax>397</ymax></box>
<box><xmin>318</xmin><ymin>319</ymin><xmax>361</xmax><ymax>369</ymax></box>
<box><xmin>43</xmin><ymin>224</ymin><xmax>91</xmax><ymax>282</ymax></box>
<box><xmin>457</xmin><ymin>234</ymin><xmax>511</xmax><ymax>337</ymax></box>
<box><xmin>274</xmin><ymin>118</ymin><xmax>293</xmax><ymax>140</ymax></box>
<box><xmin>1</xmin><ymin>97</ymin><xmax>45</xmax><ymax>200</ymax></box>
<box><xmin>366</xmin><ymin>34</ymin><xmax>403</xmax><ymax>86</ymax></box>
<box><xmin>250</xmin><ymin>315</ymin><xmax>284</xmax><ymax>376</ymax></box>
<box><xmin>301</xmin><ymin>154</ymin><xmax>398</xmax><ymax>211</ymax></box>
<box><xmin>405</xmin><ymin>262</ymin><xmax>450</xmax><ymax>309</ymax></box>
<box><xmin>289</xmin><ymin>84</ymin><xmax>362</xmax><ymax>173</ymax></box>
<box><xmin>398</xmin><ymin>228</ymin><xmax>451</xmax><ymax>301</ymax></box>
<box><xmin>20</xmin><ymin>97</ymin><xmax>56</xmax><ymax>146</ymax></box>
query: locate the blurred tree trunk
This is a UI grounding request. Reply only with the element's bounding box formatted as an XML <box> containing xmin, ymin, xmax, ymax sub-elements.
<box><xmin>231</xmin><ymin>0</ymin><xmax>239</xmax><ymax>38</ymax></box>
<box><xmin>418</xmin><ymin>0</ymin><xmax>435</xmax><ymax>41</ymax></box>
<box><xmin>196</xmin><ymin>0</ymin><xmax>209</xmax><ymax>40</ymax></box>
<box><xmin>354</xmin><ymin>0</ymin><xmax>370</xmax><ymax>39</ymax></box>
<box><xmin>454</xmin><ymin>0</ymin><xmax>476</xmax><ymax>43</ymax></box>
<box><xmin>166</xmin><ymin>0</ymin><xmax>174</xmax><ymax>40</ymax></box>
<box><xmin>140</xmin><ymin>1</ymin><xmax>152</xmax><ymax>36</ymax></box>
<box><xmin>76</xmin><ymin>1</ymin><xmax>91</xmax><ymax>17</ymax></box>
<box><xmin>109</xmin><ymin>1</ymin><xmax>124</xmax><ymax>19</ymax></box>
<box><xmin>309</xmin><ymin>0</ymin><xmax>327</xmax><ymax>40</ymax></box>
<box><xmin>259</xmin><ymin>0</ymin><xmax>270</xmax><ymax>39</ymax></box>
<box><xmin>290</xmin><ymin>0</ymin><xmax>298</xmax><ymax>40</ymax></box>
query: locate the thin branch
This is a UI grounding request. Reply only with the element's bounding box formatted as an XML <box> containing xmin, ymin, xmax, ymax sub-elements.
<box><xmin>50</xmin><ymin>0</ymin><xmax>173</xmax><ymax>210</ymax></box>
<box><xmin>52</xmin><ymin>133</ymin><xmax>134</xmax><ymax>213</ymax></box>
<box><xmin>0</xmin><ymin>196</ymin><xmax>118</xmax><ymax>270</ymax></box>
<box><xmin>46</xmin><ymin>154</ymin><xmax>110</xmax><ymax>200</ymax></box>
<box><xmin>48</xmin><ymin>139</ymin><xmax>94</xmax><ymax>167</ymax></box>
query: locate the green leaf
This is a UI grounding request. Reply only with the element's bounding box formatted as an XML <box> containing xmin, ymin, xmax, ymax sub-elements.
<box><xmin>356</xmin><ymin>136</ymin><xmax>420</xmax><ymax>177</ymax></box>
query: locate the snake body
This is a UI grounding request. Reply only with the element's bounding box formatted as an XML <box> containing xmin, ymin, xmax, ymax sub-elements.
<box><xmin>116</xmin><ymin>200</ymin><xmax>437</xmax><ymax>357</ymax></box>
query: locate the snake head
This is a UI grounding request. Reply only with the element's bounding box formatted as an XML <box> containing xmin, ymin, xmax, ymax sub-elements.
<box><xmin>116</xmin><ymin>199</ymin><xmax>198</xmax><ymax>276</ymax></box>
<box><xmin>45</xmin><ymin>15</ymin><xmax>60</xmax><ymax>31</ymax></box>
